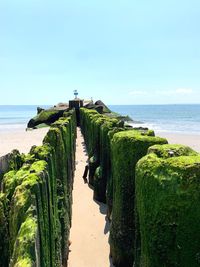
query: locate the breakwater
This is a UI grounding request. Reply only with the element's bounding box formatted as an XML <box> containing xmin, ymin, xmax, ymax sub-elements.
<box><xmin>79</xmin><ymin>106</ymin><xmax>200</xmax><ymax>267</ymax></box>
<box><xmin>1</xmin><ymin>100</ymin><xmax>200</xmax><ymax>267</ymax></box>
<box><xmin>0</xmin><ymin>110</ymin><xmax>76</xmax><ymax>267</ymax></box>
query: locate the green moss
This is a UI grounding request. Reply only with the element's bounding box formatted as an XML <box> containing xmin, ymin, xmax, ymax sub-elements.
<box><xmin>88</xmin><ymin>155</ymin><xmax>98</xmax><ymax>186</ymax></box>
<box><xmin>8</xmin><ymin>161</ymin><xmax>49</xmax><ymax>264</ymax></box>
<box><xmin>110</xmin><ymin>130</ymin><xmax>167</xmax><ymax>267</ymax></box>
<box><xmin>0</xmin><ymin>110</ymin><xmax>76</xmax><ymax>267</ymax></box>
<box><xmin>10</xmin><ymin>213</ymin><xmax>38</xmax><ymax>267</ymax></box>
<box><xmin>94</xmin><ymin>119</ymin><xmax>120</xmax><ymax>203</ymax></box>
<box><xmin>80</xmin><ymin>108</ymin><xmax>126</xmax><ymax>203</ymax></box>
<box><xmin>8</xmin><ymin>150</ymin><xmax>24</xmax><ymax>172</ymax></box>
<box><xmin>43</xmin><ymin>114</ymin><xmax>76</xmax><ymax>265</ymax></box>
<box><xmin>93</xmin><ymin>166</ymin><xmax>102</xmax><ymax>201</ymax></box>
<box><xmin>135</xmin><ymin>144</ymin><xmax>200</xmax><ymax>267</ymax></box>
<box><xmin>34</xmin><ymin>123</ymin><xmax>49</xmax><ymax>129</ymax></box>
<box><xmin>30</xmin><ymin>144</ymin><xmax>61</xmax><ymax>266</ymax></box>
<box><xmin>2</xmin><ymin>170</ymin><xmax>18</xmax><ymax>200</ymax></box>
<box><xmin>13</xmin><ymin>258</ymin><xmax>33</xmax><ymax>267</ymax></box>
<box><xmin>0</xmin><ymin>194</ymin><xmax>9</xmax><ymax>267</ymax></box>
<box><xmin>27</xmin><ymin>109</ymin><xmax>64</xmax><ymax>128</ymax></box>
<box><xmin>148</xmin><ymin>143</ymin><xmax>198</xmax><ymax>158</ymax></box>
<box><xmin>106</xmin><ymin>127</ymin><xmax>126</xmax><ymax>220</ymax></box>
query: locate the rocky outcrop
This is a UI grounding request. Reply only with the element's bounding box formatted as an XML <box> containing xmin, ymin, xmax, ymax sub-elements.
<box><xmin>27</xmin><ymin>108</ymin><xmax>69</xmax><ymax>128</ymax></box>
<box><xmin>83</xmin><ymin>100</ymin><xmax>111</xmax><ymax>114</ymax></box>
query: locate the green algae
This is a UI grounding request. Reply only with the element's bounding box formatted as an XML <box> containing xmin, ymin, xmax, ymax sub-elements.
<box><xmin>0</xmin><ymin>110</ymin><xmax>76</xmax><ymax>267</ymax></box>
<box><xmin>43</xmin><ymin>116</ymin><xmax>76</xmax><ymax>265</ymax></box>
<box><xmin>27</xmin><ymin>109</ymin><xmax>65</xmax><ymax>128</ymax></box>
<box><xmin>106</xmin><ymin>127</ymin><xmax>126</xmax><ymax>220</ymax></box>
<box><xmin>10</xmin><ymin>214</ymin><xmax>38</xmax><ymax>267</ymax></box>
<box><xmin>95</xmin><ymin>119</ymin><xmax>120</xmax><ymax>203</ymax></box>
<box><xmin>80</xmin><ymin>108</ymin><xmax>126</xmax><ymax>202</ymax></box>
<box><xmin>0</xmin><ymin>193</ymin><xmax>9</xmax><ymax>267</ymax></box>
<box><xmin>135</xmin><ymin>144</ymin><xmax>200</xmax><ymax>267</ymax></box>
<box><xmin>110</xmin><ymin>130</ymin><xmax>167</xmax><ymax>267</ymax></box>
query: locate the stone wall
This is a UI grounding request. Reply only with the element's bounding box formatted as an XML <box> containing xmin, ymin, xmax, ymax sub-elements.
<box><xmin>80</xmin><ymin>107</ymin><xmax>200</xmax><ymax>267</ymax></box>
<box><xmin>0</xmin><ymin>110</ymin><xmax>76</xmax><ymax>267</ymax></box>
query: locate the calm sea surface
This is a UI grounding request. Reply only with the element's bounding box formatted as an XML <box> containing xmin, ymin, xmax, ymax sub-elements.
<box><xmin>0</xmin><ymin>105</ymin><xmax>50</xmax><ymax>132</ymax></box>
<box><xmin>0</xmin><ymin>105</ymin><xmax>200</xmax><ymax>134</ymax></box>
<box><xmin>109</xmin><ymin>104</ymin><xmax>200</xmax><ymax>135</ymax></box>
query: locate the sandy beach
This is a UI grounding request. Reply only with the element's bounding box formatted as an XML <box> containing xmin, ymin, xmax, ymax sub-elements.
<box><xmin>0</xmin><ymin>128</ymin><xmax>49</xmax><ymax>157</ymax></box>
<box><xmin>68</xmin><ymin>128</ymin><xmax>113</xmax><ymax>267</ymax></box>
<box><xmin>156</xmin><ymin>132</ymin><xmax>200</xmax><ymax>153</ymax></box>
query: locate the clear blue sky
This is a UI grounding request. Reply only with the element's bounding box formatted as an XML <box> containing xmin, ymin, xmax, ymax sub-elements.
<box><xmin>0</xmin><ymin>0</ymin><xmax>199</xmax><ymax>105</ymax></box>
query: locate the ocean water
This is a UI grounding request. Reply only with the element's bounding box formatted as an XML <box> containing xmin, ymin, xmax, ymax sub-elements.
<box><xmin>0</xmin><ymin>105</ymin><xmax>50</xmax><ymax>132</ymax></box>
<box><xmin>109</xmin><ymin>104</ymin><xmax>200</xmax><ymax>135</ymax></box>
<box><xmin>0</xmin><ymin>105</ymin><xmax>200</xmax><ymax>135</ymax></box>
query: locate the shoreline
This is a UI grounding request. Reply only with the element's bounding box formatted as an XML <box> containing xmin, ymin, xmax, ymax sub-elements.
<box><xmin>0</xmin><ymin>127</ymin><xmax>199</xmax><ymax>158</ymax></box>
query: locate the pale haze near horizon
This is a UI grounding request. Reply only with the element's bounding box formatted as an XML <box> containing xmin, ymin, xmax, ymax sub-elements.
<box><xmin>0</xmin><ymin>0</ymin><xmax>199</xmax><ymax>105</ymax></box>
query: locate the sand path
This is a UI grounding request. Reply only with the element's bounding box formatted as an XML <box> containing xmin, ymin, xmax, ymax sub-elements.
<box><xmin>68</xmin><ymin>128</ymin><xmax>113</xmax><ymax>267</ymax></box>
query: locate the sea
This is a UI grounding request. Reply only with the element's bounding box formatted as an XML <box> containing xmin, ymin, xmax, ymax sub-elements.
<box><xmin>0</xmin><ymin>105</ymin><xmax>50</xmax><ymax>132</ymax></box>
<box><xmin>110</xmin><ymin>104</ymin><xmax>200</xmax><ymax>135</ymax></box>
<box><xmin>0</xmin><ymin>104</ymin><xmax>200</xmax><ymax>135</ymax></box>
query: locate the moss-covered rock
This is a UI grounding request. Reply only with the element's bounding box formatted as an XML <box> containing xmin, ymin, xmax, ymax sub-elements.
<box><xmin>0</xmin><ymin>150</ymin><xmax>24</xmax><ymax>183</ymax></box>
<box><xmin>8</xmin><ymin>161</ymin><xmax>52</xmax><ymax>267</ymax></box>
<box><xmin>94</xmin><ymin>119</ymin><xmax>120</xmax><ymax>203</ymax></box>
<box><xmin>10</xmin><ymin>211</ymin><xmax>38</xmax><ymax>267</ymax></box>
<box><xmin>88</xmin><ymin>155</ymin><xmax>98</xmax><ymax>186</ymax></box>
<box><xmin>80</xmin><ymin>108</ymin><xmax>126</xmax><ymax>201</ymax></box>
<box><xmin>30</xmin><ymin>144</ymin><xmax>62</xmax><ymax>266</ymax></box>
<box><xmin>0</xmin><ymin>193</ymin><xmax>9</xmax><ymax>267</ymax></box>
<box><xmin>135</xmin><ymin>144</ymin><xmax>200</xmax><ymax>267</ymax></box>
<box><xmin>27</xmin><ymin>109</ymin><xmax>65</xmax><ymax>128</ymax></box>
<box><xmin>110</xmin><ymin>130</ymin><xmax>168</xmax><ymax>267</ymax></box>
<box><xmin>0</xmin><ymin>110</ymin><xmax>77</xmax><ymax>267</ymax></box>
<box><xmin>106</xmin><ymin>127</ymin><xmax>126</xmax><ymax>220</ymax></box>
<box><xmin>43</xmin><ymin>116</ymin><xmax>76</xmax><ymax>266</ymax></box>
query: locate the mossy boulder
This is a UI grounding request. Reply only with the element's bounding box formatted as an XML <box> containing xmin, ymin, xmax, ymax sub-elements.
<box><xmin>110</xmin><ymin>130</ymin><xmax>167</xmax><ymax>267</ymax></box>
<box><xmin>27</xmin><ymin>109</ymin><xmax>66</xmax><ymax>128</ymax></box>
<box><xmin>135</xmin><ymin>144</ymin><xmax>200</xmax><ymax>267</ymax></box>
<box><xmin>95</xmin><ymin>100</ymin><xmax>111</xmax><ymax>113</ymax></box>
<box><xmin>83</xmin><ymin>100</ymin><xmax>111</xmax><ymax>114</ymax></box>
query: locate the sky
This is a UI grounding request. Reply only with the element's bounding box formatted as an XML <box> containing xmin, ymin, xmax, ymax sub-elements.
<box><xmin>0</xmin><ymin>0</ymin><xmax>200</xmax><ymax>105</ymax></box>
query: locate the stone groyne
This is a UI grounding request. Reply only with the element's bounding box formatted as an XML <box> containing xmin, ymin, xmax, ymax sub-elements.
<box><xmin>1</xmin><ymin>100</ymin><xmax>200</xmax><ymax>267</ymax></box>
<box><xmin>0</xmin><ymin>110</ymin><xmax>76</xmax><ymax>267</ymax></box>
<box><xmin>79</xmin><ymin>106</ymin><xmax>200</xmax><ymax>267</ymax></box>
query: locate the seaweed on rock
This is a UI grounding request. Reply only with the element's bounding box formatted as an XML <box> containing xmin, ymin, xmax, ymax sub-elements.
<box><xmin>0</xmin><ymin>111</ymin><xmax>76</xmax><ymax>267</ymax></box>
<box><xmin>109</xmin><ymin>130</ymin><xmax>167</xmax><ymax>267</ymax></box>
<box><xmin>135</xmin><ymin>144</ymin><xmax>200</xmax><ymax>267</ymax></box>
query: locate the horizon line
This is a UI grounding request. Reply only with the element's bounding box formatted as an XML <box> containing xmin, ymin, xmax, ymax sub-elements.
<box><xmin>0</xmin><ymin>103</ymin><xmax>200</xmax><ymax>106</ymax></box>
